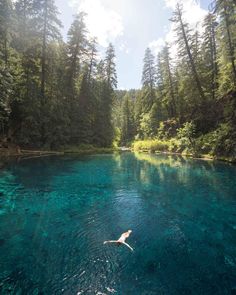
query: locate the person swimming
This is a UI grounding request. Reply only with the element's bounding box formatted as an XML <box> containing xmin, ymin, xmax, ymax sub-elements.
<box><xmin>103</xmin><ymin>230</ymin><xmax>133</xmax><ymax>251</ymax></box>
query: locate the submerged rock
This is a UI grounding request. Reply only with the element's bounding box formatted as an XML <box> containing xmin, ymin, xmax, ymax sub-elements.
<box><xmin>0</xmin><ymin>239</ymin><xmax>5</xmax><ymax>246</ymax></box>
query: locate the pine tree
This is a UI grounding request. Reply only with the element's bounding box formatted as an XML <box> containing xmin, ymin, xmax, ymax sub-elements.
<box><xmin>217</xmin><ymin>0</ymin><xmax>236</xmax><ymax>92</ymax></box>
<box><xmin>32</xmin><ymin>0</ymin><xmax>62</xmax><ymax>101</ymax></box>
<box><xmin>120</xmin><ymin>93</ymin><xmax>135</xmax><ymax>145</ymax></box>
<box><xmin>104</xmin><ymin>43</ymin><xmax>117</xmax><ymax>89</ymax></box>
<box><xmin>142</xmin><ymin>47</ymin><xmax>156</xmax><ymax>89</ymax></box>
<box><xmin>86</xmin><ymin>38</ymin><xmax>98</xmax><ymax>84</ymax></box>
<box><xmin>29</xmin><ymin>0</ymin><xmax>62</xmax><ymax>145</ymax></box>
<box><xmin>0</xmin><ymin>0</ymin><xmax>17</xmax><ymax>138</ymax></box>
<box><xmin>0</xmin><ymin>0</ymin><xmax>13</xmax><ymax>65</ymax></box>
<box><xmin>66</xmin><ymin>12</ymin><xmax>88</xmax><ymax>93</ymax></box>
<box><xmin>94</xmin><ymin>43</ymin><xmax>117</xmax><ymax>147</ymax></box>
<box><xmin>13</xmin><ymin>0</ymin><xmax>34</xmax><ymax>52</ymax></box>
<box><xmin>0</xmin><ymin>61</ymin><xmax>12</xmax><ymax>136</ymax></box>
<box><xmin>160</xmin><ymin>44</ymin><xmax>177</xmax><ymax>118</ymax></box>
<box><xmin>171</xmin><ymin>3</ymin><xmax>206</xmax><ymax>103</ymax></box>
<box><xmin>141</xmin><ymin>47</ymin><xmax>156</xmax><ymax>112</ymax></box>
<box><xmin>202</xmin><ymin>13</ymin><xmax>218</xmax><ymax>101</ymax></box>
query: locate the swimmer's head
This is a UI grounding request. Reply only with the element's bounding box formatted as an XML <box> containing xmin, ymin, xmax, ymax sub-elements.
<box><xmin>128</xmin><ymin>230</ymin><xmax>132</xmax><ymax>233</ymax></box>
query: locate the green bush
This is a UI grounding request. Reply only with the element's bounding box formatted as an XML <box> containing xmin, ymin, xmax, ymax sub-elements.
<box><xmin>132</xmin><ymin>140</ymin><xmax>169</xmax><ymax>152</ymax></box>
<box><xmin>177</xmin><ymin>122</ymin><xmax>198</xmax><ymax>155</ymax></box>
<box><xmin>132</xmin><ymin>122</ymin><xmax>236</xmax><ymax>160</ymax></box>
<box><xmin>157</xmin><ymin>119</ymin><xmax>179</xmax><ymax>139</ymax></box>
<box><xmin>198</xmin><ymin>123</ymin><xmax>236</xmax><ymax>156</ymax></box>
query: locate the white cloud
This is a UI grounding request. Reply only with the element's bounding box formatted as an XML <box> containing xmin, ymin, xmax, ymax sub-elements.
<box><xmin>119</xmin><ymin>42</ymin><xmax>130</xmax><ymax>54</ymax></box>
<box><xmin>165</xmin><ymin>0</ymin><xmax>207</xmax><ymax>28</ymax></box>
<box><xmin>69</xmin><ymin>0</ymin><xmax>124</xmax><ymax>47</ymax></box>
<box><xmin>149</xmin><ymin>0</ymin><xmax>207</xmax><ymax>58</ymax></box>
<box><xmin>148</xmin><ymin>38</ymin><xmax>165</xmax><ymax>55</ymax></box>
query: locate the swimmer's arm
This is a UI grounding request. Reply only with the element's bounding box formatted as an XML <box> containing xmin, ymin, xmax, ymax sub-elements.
<box><xmin>103</xmin><ymin>240</ymin><xmax>118</xmax><ymax>244</ymax></box>
<box><xmin>122</xmin><ymin>242</ymin><xmax>134</xmax><ymax>251</ymax></box>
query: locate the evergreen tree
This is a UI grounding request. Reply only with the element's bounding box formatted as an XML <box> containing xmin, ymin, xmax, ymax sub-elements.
<box><xmin>0</xmin><ymin>0</ymin><xmax>13</xmax><ymax>65</ymax></box>
<box><xmin>171</xmin><ymin>3</ymin><xmax>206</xmax><ymax>103</ymax></box>
<box><xmin>33</xmin><ymin>0</ymin><xmax>62</xmax><ymax>101</ymax></box>
<box><xmin>160</xmin><ymin>44</ymin><xmax>177</xmax><ymax>118</ymax></box>
<box><xmin>120</xmin><ymin>93</ymin><xmax>136</xmax><ymax>145</ymax></box>
<box><xmin>104</xmin><ymin>43</ymin><xmax>117</xmax><ymax>89</ymax></box>
<box><xmin>217</xmin><ymin>0</ymin><xmax>236</xmax><ymax>92</ymax></box>
<box><xmin>66</xmin><ymin>12</ymin><xmax>88</xmax><ymax>92</ymax></box>
<box><xmin>202</xmin><ymin>13</ymin><xmax>218</xmax><ymax>101</ymax></box>
<box><xmin>141</xmin><ymin>47</ymin><xmax>156</xmax><ymax>112</ymax></box>
<box><xmin>94</xmin><ymin>43</ymin><xmax>117</xmax><ymax>147</ymax></box>
<box><xmin>86</xmin><ymin>38</ymin><xmax>98</xmax><ymax>84</ymax></box>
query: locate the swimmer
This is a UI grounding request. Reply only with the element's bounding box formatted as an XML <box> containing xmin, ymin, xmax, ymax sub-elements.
<box><xmin>103</xmin><ymin>230</ymin><xmax>133</xmax><ymax>251</ymax></box>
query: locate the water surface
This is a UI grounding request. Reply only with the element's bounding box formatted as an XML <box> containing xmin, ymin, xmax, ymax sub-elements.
<box><xmin>0</xmin><ymin>153</ymin><xmax>236</xmax><ymax>294</ymax></box>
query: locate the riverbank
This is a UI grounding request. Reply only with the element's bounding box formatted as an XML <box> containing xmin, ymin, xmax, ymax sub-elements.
<box><xmin>0</xmin><ymin>145</ymin><xmax>117</xmax><ymax>158</ymax></box>
<box><xmin>0</xmin><ymin>145</ymin><xmax>120</xmax><ymax>169</ymax></box>
<box><xmin>0</xmin><ymin>148</ymin><xmax>64</xmax><ymax>169</ymax></box>
<box><xmin>131</xmin><ymin>139</ymin><xmax>236</xmax><ymax>164</ymax></box>
<box><xmin>62</xmin><ymin>145</ymin><xmax>118</xmax><ymax>155</ymax></box>
<box><xmin>0</xmin><ymin>143</ymin><xmax>235</xmax><ymax>170</ymax></box>
<box><xmin>134</xmin><ymin>150</ymin><xmax>236</xmax><ymax>164</ymax></box>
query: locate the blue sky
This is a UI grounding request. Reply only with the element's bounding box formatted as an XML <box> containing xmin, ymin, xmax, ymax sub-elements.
<box><xmin>55</xmin><ymin>0</ymin><xmax>212</xmax><ymax>89</ymax></box>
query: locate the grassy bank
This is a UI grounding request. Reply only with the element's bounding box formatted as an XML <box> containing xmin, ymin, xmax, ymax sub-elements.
<box><xmin>62</xmin><ymin>144</ymin><xmax>118</xmax><ymax>155</ymax></box>
<box><xmin>132</xmin><ymin>139</ymin><xmax>236</xmax><ymax>163</ymax></box>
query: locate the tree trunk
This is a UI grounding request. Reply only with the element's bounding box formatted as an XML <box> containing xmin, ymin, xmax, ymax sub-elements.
<box><xmin>41</xmin><ymin>0</ymin><xmax>48</xmax><ymax>102</ymax></box>
<box><xmin>166</xmin><ymin>50</ymin><xmax>176</xmax><ymax>117</ymax></box>
<box><xmin>88</xmin><ymin>43</ymin><xmax>96</xmax><ymax>83</ymax></box>
<box><xmin>223</xmin><ymin>1</ymin><xmax>236</xmax><ymax>83</ymax></box>
<box><xmin>40</xmin><ymin>0</ymin><xmax>48</xmax><ymax>145</ymax></box>
<box><xmin>177</xmin><ymin>4</ymin><xmax>206</xmax><ymax>102</ymax></box>
<box><xmin>4</xmin><ymin>33</ymin><xmax>8</xmax><ymax>65</ymax></box>
<box><xmin>210</xmin><ymin>15</ymin><xmax>218</xmax><ymax>100</ymax></box>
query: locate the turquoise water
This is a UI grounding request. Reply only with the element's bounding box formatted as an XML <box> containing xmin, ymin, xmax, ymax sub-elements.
<box><xmin>0</xmin><ymin>153</ymin><xmax>236</xmax><ymax>295</ymax></box>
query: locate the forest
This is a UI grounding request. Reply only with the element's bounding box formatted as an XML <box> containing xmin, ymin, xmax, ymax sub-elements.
<box><xmin>0</xmin><ymin>0</ymin><xmax>117</xmax><ymax>149</ymax></box>
<box><xmin>0</xmin><ymin>0</ymin><xmax>236</xmax><ymax>160</ymax></box>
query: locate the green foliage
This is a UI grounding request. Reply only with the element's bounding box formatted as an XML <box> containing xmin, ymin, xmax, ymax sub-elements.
<box><xmin>142</xmin><ymin>47</ymin><xmax>156</xmax><ymax>89</ymax></box>
<box><xmin>132</xmin><ymin>140</ymin><xmax>169</xmax><ymax>153</ymax></box>
<box><xmin>0</xmin><ymin>64</ymin><xmax>12</xmax><ymax>130</ymax></box>
<box><xmin>0</xmin><ymin>0</ymin><xmax>235</xmax><ymax>160</ymax></box>
<box><xmin>139</xmin><ymin>113</ymin><xmax>154</xmax><ymax>139</ymax></box>
<box><xmin>113</xmin><ymin>127</ymin><xmax>121</xmax><ymax>148</ymax></box>
<box><xmin>157</xmin><ymin>119</ymin><xmax>179</xmax><ymax>139</ymax></box>
<box><xmin>63</xmin><ymin>144</ymin><xmax>116</xmax><ymax>155</ymax></box>
<box><xmin>0</xmin><ymin>0</ymin><xmax>117</xmax><ymax>149</ymax></box>
<box><xmin>197</xmin><ymin>123</ymin><xmax>236</xmax><ymax>157</ymax></box>
<box><xmin>117</xmin><ymin>1</ymin><xmax>236</xmax><ymax>160</ymax></box>
<box><xmin>177</xmin><ymin>122</ymin><xmax>197</xmax><ymax>154</ymax></box>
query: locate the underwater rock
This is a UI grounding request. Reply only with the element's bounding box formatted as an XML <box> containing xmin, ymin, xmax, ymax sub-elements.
<box><xmin>146</xmin><ymin>261</ymin><xmax>158</xmax><ymax>274</ymax></box>
<box><xmin>0</xmin><ymin>239</ymin><xmax>5</xmax><ymax>246</ymax></box>
<box><xmin>32</xmin><ymin>212</ymin><xmax>41</xmax><ymax>217</ymax></box>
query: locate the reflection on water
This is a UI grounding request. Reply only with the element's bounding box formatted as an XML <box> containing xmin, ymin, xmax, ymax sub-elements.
<box><xmin>0</xmin><ymin>153</ymin><xmax>236</xmax><ymax>294</ymax></box>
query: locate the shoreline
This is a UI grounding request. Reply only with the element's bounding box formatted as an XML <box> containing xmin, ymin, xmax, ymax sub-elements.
<box><xmin>131</xmin><ymin>149</ymin><xmax>236</xmax><ymax>164</ymax></box>
<box><xmin>1</xmin><ymin>147</ymin><xmax>235</xmax><ymax>170</ymax></box>
<box><xmin>0</xmin><ymin>147</ymin><xmax>119</xmax><ymax>169</ymax></box>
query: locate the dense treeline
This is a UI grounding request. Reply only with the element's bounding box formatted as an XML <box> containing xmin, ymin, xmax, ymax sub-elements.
<box><xmin>0</xmin><ymin>0</ymin><xmax>117</xmax><ymax>149</ymax></box>
<box><xmin>116</xmin><ymin>1</ymin><xmax>236</xmax><ymax>158</ymax></box>
<box><xmin>1</xmin><ymin>0</ymin><xmax>236</xmax><ymax>157</ymax></box>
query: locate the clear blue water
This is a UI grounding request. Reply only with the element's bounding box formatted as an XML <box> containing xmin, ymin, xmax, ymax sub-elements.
<box><xmin>0</xmin><ymin>153</ymin><xmax>236</xmax><ymax>295</ymax></box>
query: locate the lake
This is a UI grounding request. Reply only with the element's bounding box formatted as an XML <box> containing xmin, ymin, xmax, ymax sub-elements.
<box><xmin>0</xmin><ymin>153</ymin><xmax>236</xmax><ymax>294</ymax></box>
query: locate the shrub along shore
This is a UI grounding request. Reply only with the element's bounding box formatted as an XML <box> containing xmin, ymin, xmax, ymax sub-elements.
<box><xmin>132</xmin><ymin>138</ymin><xmax>236</xmax><ymax>164</ymax></box>
<box><xmin>0</xmin><ymin>134</ymin><xmax>235</xmax><ymax>171</ymax></box>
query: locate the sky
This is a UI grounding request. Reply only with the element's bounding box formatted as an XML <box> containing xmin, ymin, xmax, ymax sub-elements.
<box><xmin>55</xmin><ymin>0</ymin><xmax>212</xmax><ymax>89</ymax></box>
